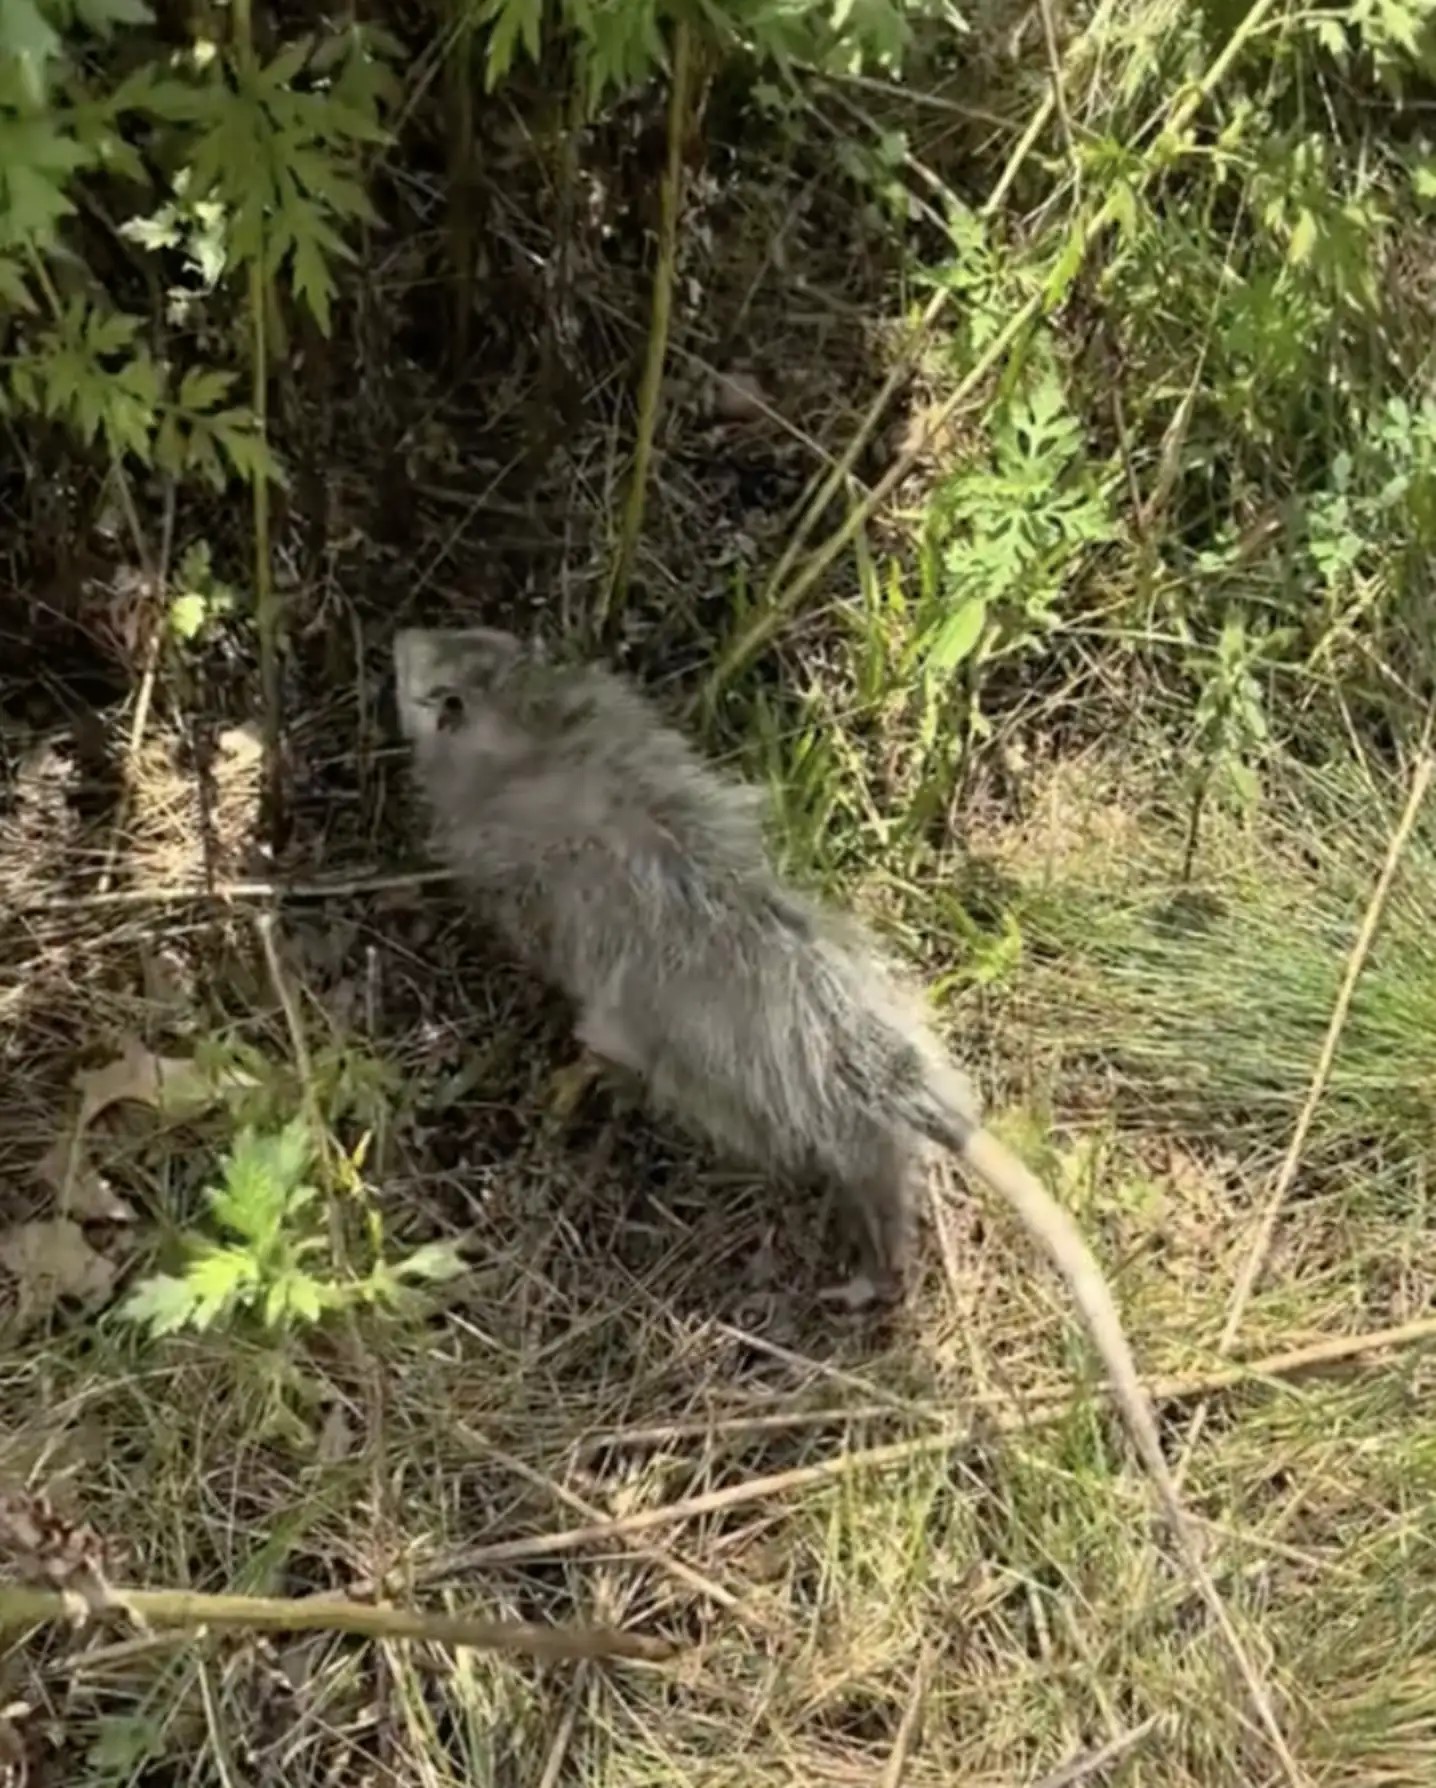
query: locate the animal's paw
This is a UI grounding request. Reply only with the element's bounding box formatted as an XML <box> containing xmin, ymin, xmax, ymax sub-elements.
<box><xmin>545</xmin><ymin>1049</ymin><xmax>605</xmax><ymax>1120</ymax></box>
<box><xmin>818</xmin><ymin>1271</ymin><xmax>903</xmax><ymax>1314</ymax></box>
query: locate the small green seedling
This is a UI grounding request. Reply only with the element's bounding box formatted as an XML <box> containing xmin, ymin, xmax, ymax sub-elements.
<box><xmin>120</xmin><ymin>1117</ymin><xmax>464</xmax><ymax>1337</ymax></box>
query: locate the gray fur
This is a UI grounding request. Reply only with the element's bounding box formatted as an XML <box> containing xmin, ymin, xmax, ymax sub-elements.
<box><xmin>391</xmin><ymin>624</ymin><xmax>982</xmax><ymax>1287</ymax></box>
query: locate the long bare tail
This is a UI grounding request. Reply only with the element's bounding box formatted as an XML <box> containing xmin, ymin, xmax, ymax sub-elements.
<box><xmin>925</xmin><ymin>1107</ymin><xmax>1302</xmax><ymax>1783</ymax></box>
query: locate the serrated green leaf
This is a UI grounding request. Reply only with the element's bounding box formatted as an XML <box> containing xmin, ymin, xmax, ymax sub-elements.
<box><xmin>308</xmin><ymin>93</ymin><xmax>389</xmax><ymax>145</ymax></box>
<box><xmin>0</xmin><ymin>0</ymin><xmax>61</xmax><ymax>96</ymax></box>
<box><xmin>483</xmin><ymin>0</ymin><xmax>532</xmax><ymax>89</ymax></box>
<box><xmin>3</xmin><ymin>160</ymin><xmax>75</xmax><ymax>243</ymax></box>
<box><xmin>133</xmin><ymin>74</ymin><xmax>208</xmax><ymax>121</ymax></box>
<box><xmin>187</xmin><ymin>1244</ymin><xmax>259</xmax><ymax>1325</ymax></box>
<box><xmin>0</xmin><ymin>256</ymin><xmax>33</xmax><ymax>310</ymax></box>
<box><xmin>120</xmin><ymin>1271</ymin><xmax>202</xmax><ymax>1336</ymax></box>
<box><xmin>210</xmin><ymin>419</ymin><xmax>282</xmax><ymax>486</ymax></box>
<box><xmin>288</xmin><ymin>224</ymin><xmax>334</xmax><ymax>332</ymax></box>
<box><xmin>210</xmin><ymin>1119</ymin><xmax>315</xmax><ymax>1243</ymax></box>
<box><xmin>1042</xmin><ymin>223</ymin><xmax>1085</xmax><ymax>309</ymax></box>
<box><xmin>179</xmin><ymin>365</ymin><xmax>235</xmax><ymax>411</ymax></box>
<box><xmin>7</xmin><ymin>357</ymin><xmax>39</xmax><ymax>409</ymax></box>
<box><xmin>153</xmin><ymin>410</ymin><xmax>183</xmax><ymax>475</ymax></box>
<box><xmin>85</xmin><ymin>308</ymin><xmax>142</xmax><ymax>354</ymax></box>
<box><xmin>1105</xmin><ymin>178</ymin><xmax>1138</xmax><ymax>244</ymax></box>
<box><xmin>5</xmin><ymin>117</ymin><xmax>88</xmax><ymax>174</ymax></box>
<box><xmin>169</xmin><ymin>591</ymin><xmax>207</xmax><ymax>641</ymax></box>
<box><xmin>264</xmin><ymin>1269</ymin><xmax>325</xmax><ymax>1328</ymax></box>
<box><xmin>285</xmin><ymin>144</ymin><xmax>380</xmax><ymax>224</ymax></box>
<box><xmin>258</xmin><ymin>37</ymin><xmax>314</xmax><ymax>96</ymax></box>
<box><xmin>185</xmin><ymin>426</ymin><xmax>225</xmax><ymax>490</ymax></box>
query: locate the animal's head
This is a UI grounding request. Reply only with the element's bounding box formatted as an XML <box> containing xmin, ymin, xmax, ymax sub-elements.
<box><xmin>392</xmin><ymin>626</ymin><xmax>530</xmax><ymax>748</ymax></box>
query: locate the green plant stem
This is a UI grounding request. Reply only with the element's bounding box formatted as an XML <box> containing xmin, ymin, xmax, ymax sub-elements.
<box><xmin>600</xmin><ymin>16</ymin><xmax>693</xmax><ymax>630</ymax></box>
<box><xmin>707</xmin><ymin>0</ymin><xmax>1288</xmax><ymax>700</ymax></box>
<box><xmin>232</xmin><ymin>0</ymin><xmax>280</xmax><ymax>828</ymax></box>
<box><xmin>0</xmin><ymin>1584</ymin><xmax>674</xmax><ymax>1665</ymax></box>
<box><xmin>445</xmin><ymin>0</ymin><xmax>476</xmax><ymax>369</ymax></box>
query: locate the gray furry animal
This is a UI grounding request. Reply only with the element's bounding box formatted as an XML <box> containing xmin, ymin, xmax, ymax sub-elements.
<box><xmin>390</xmin><ymin>621</ymin><xmax>1295</xmax><ymax>1769</ymax></box>
<box><xmin>393</xmin><ymin>623</ymin><xmax>980</xmax><ymax>1288</ymax></box>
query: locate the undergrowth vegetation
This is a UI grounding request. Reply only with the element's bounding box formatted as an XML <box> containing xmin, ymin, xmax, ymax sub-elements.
<box><xmin>2</xmin><ymin>0</ymin><xmax>1436</xmax><ymax>1781</ymax></box>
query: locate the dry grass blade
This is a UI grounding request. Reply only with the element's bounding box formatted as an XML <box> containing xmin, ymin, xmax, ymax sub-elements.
<box><xmin>878</xmin><ymin>1649</ymin><xmax>928</xmax><ymax>1788</ymax></box>
<box><xmin>1032</xmin><ymin>1714</ymin><xmax>1163</xmax><ymax>1788</ymax></box>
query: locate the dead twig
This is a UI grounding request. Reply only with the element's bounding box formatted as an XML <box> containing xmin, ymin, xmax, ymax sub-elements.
<box><xmin>0</xmin><ymin>1583</ymin><xmax>674</xmax><ymax>1665</ymax></box>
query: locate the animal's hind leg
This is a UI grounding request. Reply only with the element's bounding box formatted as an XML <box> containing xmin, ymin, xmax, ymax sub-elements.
<box><xmin>545</xmin><ymin>1049</ymin><xmax>606</xmax><ymax>1119</ymax></box>
<box><xmin>545</xmin><ymin>1001</ymin><xmax>649</xmax><ymax>1121</ymax></box>
<box><xmin>575</xmin><ymin>1003</ymin><xmax>647</xmax><ymax>1077</ymax></box>
<box><xmin>835</xmin><ymin>1123</ymin><xmax>924</xmax><ymax>1295</ymax></box>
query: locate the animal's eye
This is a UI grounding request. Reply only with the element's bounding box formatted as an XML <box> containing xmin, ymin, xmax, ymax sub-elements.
<box><xmin>435</xmin><ymin>689</ymin><xmax>466</xmax><ymax>732</ymax></box>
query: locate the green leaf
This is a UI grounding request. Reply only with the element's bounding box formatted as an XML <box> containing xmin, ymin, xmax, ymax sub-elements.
<box><xmin>210</xmin><ymin>415</ymin><xmax>283</xmax><ymax>486</ymax></box>
<box><xmin>0</xmin><ymin>256</ymin><xmax>33</xmax><ymax>310</ymax></box>
<box><xmin>258</xmin><ymin>37</ymin><xmax>313</xmax><ymax>94</ymax></box>
<box><xmin>1042</xmin><ymin>224</ymin><xmax>1086</xmax><ymax>308</ymax></box>
<box><xmin>120</xmin><ymin>1272</ymin><xmax>202</xmax><ymax>1336</ymax></box>
<box><xmin>394</xmin><ymin>1240</ymin><xmax>467</xmax><ymax>1283</ymax></box>
<box><xmin>210</xmin><ymin>1119</ymin><xmax>315</xmax><ymax>1243</ymax></box>
<box><xmin>186</xmin><ymin>1244</ymin><xmax>259</xmax><ymax>1326</ymax></box>
<box><xmin>1287</xmin><ymin>207</ymin><xmax>1318</xmax><ymax>267</ymax></box>
<box><xmin>0</xmin><ymin>0</ymin><xmax>62</xmax><ymax>96</ymax></box>
<box><xmin>926</xmin><ymin>596</ymin><xmax>988</xmax><ymax>675</ymax></box>
<box><xmin>263</xmin><ymin>1269</ymin><xmax>326</xmax><ymax>1329</ymax></box>
<box><xmin>179</xmin><ymin>365</ymin><xmax>236</xmax><ymax>412</ymax></box>
<box><xmin>483</xmin><ymin>0</ymin><xmax>543</xmax><ymax>89</ymax></box>
<box><xmin>288</xmin><ymin>223</ymin><xmax>335</xmax><ymax>332</ymax></box>
<box><xmin>2</xmin><ymin>160</ymin><xmax>75</xmax><ymax>243</ymax></box>
<box><xmin>1105</xmin><ymin>178</ymin><xmax>1138</xmax><ymax>244</ymax></box>
<box><xmin>169</xmin><ymin>590</ymin><xmax>208</xmax><ymax>641</ymax></box>
<box><xmin>286</xmin><ymin>144</ymin><xmax>380</xmax><ymax>223</ymax></box>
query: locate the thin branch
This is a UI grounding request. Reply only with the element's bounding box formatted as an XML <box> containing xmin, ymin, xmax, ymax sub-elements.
<box><xmin>600</xmin><ymin>17</ymin><xmax>694</xmax><ymax>628</ymax></box>
<box><xmin>0</xmin><ymin>1584</ymin><xmax>674</xmax><ymax>1666</ymax></box>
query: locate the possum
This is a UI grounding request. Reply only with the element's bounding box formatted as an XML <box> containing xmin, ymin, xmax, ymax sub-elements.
<box><xmin>388</xmin><ymin>623</ymin><xmax>1294</xmax><ymax>1768</ymax></box>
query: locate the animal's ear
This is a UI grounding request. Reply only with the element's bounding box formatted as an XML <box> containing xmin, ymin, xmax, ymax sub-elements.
<box><xmin>444</xmin><ymin>626</ymin><xmax>528</xmax><ymax>687</ymax></box>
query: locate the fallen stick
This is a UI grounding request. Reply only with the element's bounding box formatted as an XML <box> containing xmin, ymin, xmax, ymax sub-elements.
<box><xmin>0</xmin><ymin>1583</ymin><xmax>674</xmax><ymax>1666</ymax></box>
